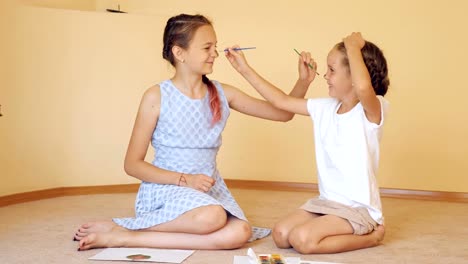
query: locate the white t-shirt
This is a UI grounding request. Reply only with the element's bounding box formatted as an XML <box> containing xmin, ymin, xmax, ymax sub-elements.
<box><xmin>307</xmin><ymin>96</ymin><xmax>389</xmax><ymax>224</ymax></box>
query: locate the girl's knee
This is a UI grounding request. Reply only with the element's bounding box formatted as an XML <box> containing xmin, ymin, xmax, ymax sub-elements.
<box><xmin>192</xmin><ymin>205</ymin><xmax>227</xmax><ymax>233</ymax></box>
<box><xmin>289</xmin><ymin>228</ymin><xmax>319</xmax><ymax>254</ymax></box>
<box><xmin>215</xmin><ymin>221</ymin><xmax>251</xmax><ymax>249</ymax></box>
<box><xmin>272</xmin><ymin>223</ymin><xmax>291</xmax><ymax>248</ymax></box>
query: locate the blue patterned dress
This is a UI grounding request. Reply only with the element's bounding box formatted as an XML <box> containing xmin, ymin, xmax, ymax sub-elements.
<box><xmin>113</xmin><ymin>79</ymin><xmax>269</xmax><ymax>241</ymax></box>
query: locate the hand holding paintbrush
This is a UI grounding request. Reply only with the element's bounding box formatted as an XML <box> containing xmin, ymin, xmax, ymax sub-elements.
<box><xmin>294</xmin><ymin>48</ymin><xmax>320</xmax><ymax>75</ymax></box>
<box><xmin>223</xmin><ymin>45</ymin><xmax>254</xmax><ymax>74</ymax></box>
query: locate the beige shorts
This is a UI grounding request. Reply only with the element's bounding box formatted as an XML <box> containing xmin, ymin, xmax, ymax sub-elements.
<box><xmin>300</xmin><ymin>198</ymin><xmax>378</xmax><ymax>235</ymax></box>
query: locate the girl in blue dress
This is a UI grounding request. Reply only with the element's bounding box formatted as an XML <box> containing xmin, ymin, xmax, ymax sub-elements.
<box><xmin>74</xmin><ymin>14</ymin><xmax>314</xmax><ymax>251</ymax></box>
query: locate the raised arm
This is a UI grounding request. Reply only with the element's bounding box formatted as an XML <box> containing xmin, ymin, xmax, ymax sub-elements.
<box><xmin>343</xmin><ymin>32</ymin><xmax>382</xmax><ymax>124</ymax></box>
<box><xmin>225</xmin><ymin>46</ymin><xmax>317</xmax><ymax>116</ymax></box>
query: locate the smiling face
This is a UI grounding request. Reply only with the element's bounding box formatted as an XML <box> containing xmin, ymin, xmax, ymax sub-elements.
<box><xmin>324</xmin><ymin>47</ymin><xmax>354</xmax><ymax>101</ymax></box>
<box><xmin>182</xmin><ymin>25</ymin><xmax>219</xmax><ymax>75</ymax></box>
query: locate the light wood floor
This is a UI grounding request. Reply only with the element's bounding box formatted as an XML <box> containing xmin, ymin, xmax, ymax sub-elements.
<box><xmin>0</xmin><ymin>188</ymin><xmax>467</xmax><ymax>263</ymax></box>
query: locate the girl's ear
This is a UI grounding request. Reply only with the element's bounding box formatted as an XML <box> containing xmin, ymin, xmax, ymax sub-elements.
<box><xmin>172</xmin><ymin>45</ymin><xmax>185</xmax><ymax>63</ymax></box>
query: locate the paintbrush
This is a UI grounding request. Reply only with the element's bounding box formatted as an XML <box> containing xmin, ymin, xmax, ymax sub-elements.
<box><xmin>294</xmin><ymin>48</ymin><xmax>320</xmax><ymax>75</ymax></box>
<box><xmin>221</xmin><ymin>47</ymin><xmax>256</xmax><ymax>52</ymax></box>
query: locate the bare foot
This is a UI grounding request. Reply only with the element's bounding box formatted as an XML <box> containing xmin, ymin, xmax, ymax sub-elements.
<box><xmin>78</xmin><ymin>231</ymin><xmax>127</xmax><ymax>251</ymax></box>
<box><xmin>74</xmin><ymin>221</ymin><xmax>124</xmax><ymax>241</ymax></box>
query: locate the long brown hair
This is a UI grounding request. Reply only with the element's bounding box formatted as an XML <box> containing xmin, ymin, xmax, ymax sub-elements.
<box><xmin>162</xmin><ymin>14</ymin><xmax>221</xmax><ymax>124</ymax></box>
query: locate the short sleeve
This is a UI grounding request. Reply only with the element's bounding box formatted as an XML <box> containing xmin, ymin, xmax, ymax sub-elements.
<box><xmin>307</xmin><ymin>98</ymin><xmax>337</xmax><ymax>121</ymax></box>
<box><xmin>366</xmin><ymin>95</ymin><xmax>390</xmax><ymax>129</ymax></box>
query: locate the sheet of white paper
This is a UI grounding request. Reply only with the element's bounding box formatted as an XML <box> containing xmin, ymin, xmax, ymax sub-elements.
<box><xmin>233</xmin><ymin>255</ymin><xmax>251</xmax><ymax>264</ymax></box>
<box><xmin>89</xmin><ymin>248</ymin><xmax>195</xmax><ymax>263</ymax></box>
<box><xmin>246</xmin><ymin>248</ymin><xmax>257</xmax><ymax>264</ymax></box>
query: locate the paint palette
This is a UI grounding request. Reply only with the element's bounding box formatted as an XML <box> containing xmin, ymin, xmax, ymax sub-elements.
<box><xmin>257</xmin><ymin>253</ymin><xmax>286</xmax><ymax>264</ymax></box>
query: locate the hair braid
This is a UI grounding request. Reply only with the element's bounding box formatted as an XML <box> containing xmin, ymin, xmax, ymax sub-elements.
<box><xmin>202</xmin><ymin>75</ymin><xmax>221</xmax><ymax>124</ymax></box>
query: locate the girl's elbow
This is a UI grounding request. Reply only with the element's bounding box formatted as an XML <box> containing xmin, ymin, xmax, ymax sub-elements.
<box><xmin>124</xmin><ymin>164</ymin><xmax>132</xmax><ymax>176</ymax></box>
<box><xmin>276</xmin><ymin>111</ymin><xmax>294</xmax><ymax>122</ymax></box>
<box><xmin>281</xmin><ymin>113</ymin><xmax>295</xmax><ymax>122</ymax></box>
<box><xmin>124</xmin><ymin>160</ymin><xmax>136</xmax><ymax>176</ymax></box>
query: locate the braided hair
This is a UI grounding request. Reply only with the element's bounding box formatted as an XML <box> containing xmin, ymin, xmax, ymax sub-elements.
<box><xmin>335</xmin><ymin>41</ymin><xmax>390</xmax><ymax>96</ymax></box>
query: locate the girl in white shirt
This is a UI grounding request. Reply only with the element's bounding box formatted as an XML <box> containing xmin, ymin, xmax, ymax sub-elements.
<box><xmin>225</xmin><ymin>32</ymin><xmax>390</xmax><ymax>254</ymax></box>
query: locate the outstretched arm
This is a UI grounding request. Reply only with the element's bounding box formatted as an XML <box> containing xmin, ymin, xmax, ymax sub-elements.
<box><xmin>343</xmin><ymin>32</ymin><xmax>382</xmax><ymax>124</ymax></box>
<box><xmin>222</xmin><ymin>81</ymin><xmax>304</xmax><ymax>122</ymax></box>
<box><xmin>225</xmin><ymin>46</ymin><xmax>317</xmax><ymax>116</ymax></box>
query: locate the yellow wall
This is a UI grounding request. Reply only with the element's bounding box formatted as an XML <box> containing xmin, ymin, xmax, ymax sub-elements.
<box><xmin>1</xmin><ymin>0</ymin><xmax>467</xmax><ymax>196</ymax></box>
<box><xmin>18</xmin><ymin>0</ymin><xmax>96</xmax><ymax>11</ymax></box>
